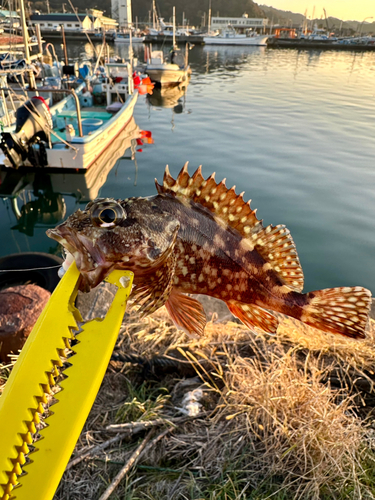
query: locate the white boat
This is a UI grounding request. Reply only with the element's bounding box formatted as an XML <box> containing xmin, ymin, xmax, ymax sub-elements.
<box><xmin>0</xmin><ymin>116</ymin><xmax>151</xmax><ymax>235</ymax></box>
<box><xmin>145</xmin><ymin>49</ymin><xmax>190</xmax><ymax>85</ymax></box>
<box><xmin>204</xmin><ymin>27</ymin><xmax>268</xmax><ymax>46</ymax></box>
<box><xmin>114</xmin><ymin>32</ymin><xmax>145</xmax><ymax>44</ymax></box>
<box><xmin>0</xmin><ymin>71</ymin><xmax>138</xmax><ymax>170</ymax></box>
<box><xmin>145</xmin><ymin>6</ymin><xmax>191</xmax><ymax>86</ymax></box>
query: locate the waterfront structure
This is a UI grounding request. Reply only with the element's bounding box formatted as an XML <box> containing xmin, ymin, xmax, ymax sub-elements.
<box><xmin>0</xmin><ymin>9</ymin><xmax>20</xmax><ymax>28</ymax></box>
<box><xmin>111</xmin><ymin>0</ymin><xmax>132</xmax><ymax>29</ymax></box>
<box><xmin>29</xmin><ymin>10</ymin><xmax>118</xmax><ymax>32</ymax></box>
<box><xmin>211</xmin><ymin>13</ymin><xmax>268</xmax><ymax>33</ymax></box>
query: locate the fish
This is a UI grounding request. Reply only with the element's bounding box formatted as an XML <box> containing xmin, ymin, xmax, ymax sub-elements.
<box><xmin>46</xmin><ymin>164</ymin><xmax>372</xmax><ymax>340</ymax></box>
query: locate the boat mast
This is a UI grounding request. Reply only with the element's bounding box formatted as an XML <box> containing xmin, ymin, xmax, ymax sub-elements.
<box><xmin>208</xmin><ymin>0</ymin><xmax>212</xmax><ymax>35</ymax></box>
<box><xmin>173</xmin><ymin>6</ymin><xmax>176</xmax><ymax>49</ymax></box>
<box><xmin>19</xmin><ymin>0</ymin><xmax>36</xmax><ymax>88</ymax></box>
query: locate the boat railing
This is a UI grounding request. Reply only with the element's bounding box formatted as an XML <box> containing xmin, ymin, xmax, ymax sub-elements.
<box><xmin>0</xmin><ymin>87</ymin><xmax>83</xmax><ymax>137</ymax></box>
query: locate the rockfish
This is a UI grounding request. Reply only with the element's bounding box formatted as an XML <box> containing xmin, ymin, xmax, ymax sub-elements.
<box><xmin>47</xmin><ymin>165</ymin><xmax>372</xmax><ymax>339</ymax></box>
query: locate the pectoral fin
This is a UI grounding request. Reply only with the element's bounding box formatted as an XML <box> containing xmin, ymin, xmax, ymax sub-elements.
<box><xmin>165</xmin><ymin>290</ymin><xmax>207</xmax><ymax>337</ymax></box>
<box><xmin>227</xmin><ymin>300</ymin><xmax>278</xmax><ymax>334</ymax></box>
<box><xmin>131</xmin><ymin>252</ymin><xmax>177</xmax><ymax>316</ymax></box>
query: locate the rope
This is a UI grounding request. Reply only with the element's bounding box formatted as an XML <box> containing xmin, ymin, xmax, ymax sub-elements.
<box><xmin>0</xmin><ymin>265</ymin><xmax>62</xmax><ymax>272</ymax></box>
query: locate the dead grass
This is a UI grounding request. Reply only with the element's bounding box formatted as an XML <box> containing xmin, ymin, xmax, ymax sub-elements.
<box><xmin>2</xmin><ymin>295</ymin><xmax>375</xmax><ymax>500</ymax></box>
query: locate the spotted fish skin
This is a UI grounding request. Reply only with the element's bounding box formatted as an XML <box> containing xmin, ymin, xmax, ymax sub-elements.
<box><xmin>47</xmin><ymin>164</ymin><xmax>372</xmax><ymax>339</ymax></box>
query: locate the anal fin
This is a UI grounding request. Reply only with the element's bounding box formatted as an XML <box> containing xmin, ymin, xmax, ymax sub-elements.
<box><xmin>227</xmin><ymin>300</ymin><xmax>278</xmax><ymax>334</ymax></box>
<box><xmin>165</xmin><ymin>290</ymin><xmax>206</xmax><ymax>337</ymax></box>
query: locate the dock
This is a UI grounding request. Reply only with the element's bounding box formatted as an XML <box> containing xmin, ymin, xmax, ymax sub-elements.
<box><xmin>267</xmin><ymin>38</ymin><xmax>375</xmax><ymax>51</ymax></box>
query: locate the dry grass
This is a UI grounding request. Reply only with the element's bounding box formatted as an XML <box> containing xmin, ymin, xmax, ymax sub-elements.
<box><xmin>2</xmin><ymin>291</ymin><xmax>375</xmax><ymax>499</ymax></box>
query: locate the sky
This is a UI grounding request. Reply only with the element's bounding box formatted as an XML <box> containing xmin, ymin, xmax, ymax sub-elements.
<box><xmin>263</xmin><ymin>1</ymin><xmax>374</xmax><ymax>22</ymax></box>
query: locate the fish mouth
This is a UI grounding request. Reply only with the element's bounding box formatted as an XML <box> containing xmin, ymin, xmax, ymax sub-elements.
<box><xmin>46</xmin><ymin>227</ymin><xmax>114</xmax><ymax>291</ymax></box>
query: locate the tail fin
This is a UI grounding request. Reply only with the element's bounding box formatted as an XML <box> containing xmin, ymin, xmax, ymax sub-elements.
<box><xmin>301</xmin><ymin>287</ymin><xmax>372</xmax><ymax>339</ymax></box>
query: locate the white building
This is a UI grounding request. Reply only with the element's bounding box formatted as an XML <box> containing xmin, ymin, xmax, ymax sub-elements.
<box><xmin>29</xmin><ymin>10</ymin><xmax>117</xmax><ymax>32</ymax></box>
<box><xmin>111</xmin><ymin>0</ymin><xmax>132</xmax><ymax>29</ymax></box>
<box><xmin>211</xmin><ymin>14</ymin><xmax>268</xmax><ymax>33</ymax></box>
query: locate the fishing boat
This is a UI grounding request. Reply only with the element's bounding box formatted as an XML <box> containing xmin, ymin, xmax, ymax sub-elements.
<box><xmin>114</xmin><ymin>32</ymin><xmax>145</xmax><ymax>44</ymax></box>
<box><xmin>145</xmin><ymin>48</ymin><xmax>190</xmax><ymax>85</ymax></box>
<box><xmin>0</xmin><ymin>116</ymin><xmax>152</xmax><ymax>237</ymax></box>
<box><xmin>0</xmin><ymin>79</ymin><xmax>138</xmax><ymax>170</ymax></box>
<box><xmin>145</xmin><ymin>6</ymin><xmax>191</xmax><ymax>86</ymax></box>
<box><xmin>204</xmin><ymin>26</ymin><xmax>268</xmax><ymax>46</ymax></box>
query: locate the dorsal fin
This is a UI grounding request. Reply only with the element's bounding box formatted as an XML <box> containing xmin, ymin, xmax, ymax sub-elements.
<box><xmin>155</xmin><ymin>163</ymin><xmax>262</xmax><ymax>233</ymax></box>
<box><xmin>155</xmin><ymin>164</ymin><xmax>304</xmax><ymax>292</ymax></box>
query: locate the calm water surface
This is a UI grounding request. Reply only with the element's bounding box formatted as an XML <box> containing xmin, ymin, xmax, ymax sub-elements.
<box><xmin>1</xmin><ymin>43</ymin><xmax>374</xmax><ymax>294</ymax></box>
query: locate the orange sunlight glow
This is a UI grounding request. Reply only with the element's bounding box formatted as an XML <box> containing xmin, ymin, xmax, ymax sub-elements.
<box><xmin>263</xmin><ymin>0</ymin><xmax>374</xmax><ymax>22</ymax></box>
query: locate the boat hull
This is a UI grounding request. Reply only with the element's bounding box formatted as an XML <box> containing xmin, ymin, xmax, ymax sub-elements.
<box><xmin>0</xmin><ymin>92</ymin><xmax>138</xmax><ymax>170</ymax></box>
<box><xmin>114</xmin><ymin>36</ymin><xmax>145</xmax><ymax>43</ymax></box>
<box><xmin>46</xmin><ymin>92</ymin><xmax>138</xmax><ymax>169</ymax></box>
<box><xmin>203</xmin><ymin>35</ymin><xmax>268</xmax><ymax>46</ymax></box>
<box><xmin>146</xmin><ymin>65</ymin><xmax>191</xmax><ymax>85</ymax></box>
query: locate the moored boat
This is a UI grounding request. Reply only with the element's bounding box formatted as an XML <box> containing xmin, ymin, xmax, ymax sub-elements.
<box><xmin>145</xmin><ymin>48</ymin><xmax>190</xmax><ymax>85</ymax></box>
<box><xmin>0</xmin><ymin>73</ymin><xmax>138</xmax><ymax>170</ymax></box>
<box><xmin>114</xmin><ymin>32</ymin><xmax>145</xmax><ymax>44</ymax></box>
<box><xmin>145</xmin><ymin>7</ymin><xmax>191</xmax><ymax>86</ymax></box>
<box><xmin>204</xmin><ymin>27</ymin><xmax>268</xmax><ymax>46</ymax></box>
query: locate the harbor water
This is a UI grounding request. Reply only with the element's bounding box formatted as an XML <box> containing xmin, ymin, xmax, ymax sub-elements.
<box><xmin>1</xmin><ymin>42</ymin><xmax>374</xmax><ymax>295</ymax></box>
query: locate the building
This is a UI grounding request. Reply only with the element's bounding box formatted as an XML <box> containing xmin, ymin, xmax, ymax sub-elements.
<box><xmin>0</xmin><ymin>9</ymin><xmax>20</xmax><ymax>28</ymax></box>
<box><xmin>29</xmin><ymin>10</ymin><xmax>118</xmax><ymax>32</ymax></box>
<box><xmin>211</xmin><ymin>13</ymin><xmax>268</xmax><ymax>33</ymax></box>
<box><xmin>111</xmin><ymin>0</ymin><xmax>132</xmax><ymax>29</ymax></box>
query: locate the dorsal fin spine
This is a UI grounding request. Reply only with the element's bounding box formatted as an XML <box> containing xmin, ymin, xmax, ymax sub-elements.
<box><xmin>156</xmin><ymin>165</ymin><xmax>304</xmax><ymax>291</ymax></box>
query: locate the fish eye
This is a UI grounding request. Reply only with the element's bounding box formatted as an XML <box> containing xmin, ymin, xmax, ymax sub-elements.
<box><xmin>100</xmin><ymin>208</ymin><xmax>117</xmax><ymax>223</ymax></box>
<box><xmin>91</xmin><ymin>201</ymin><xmax>126</xmax><ymax>228</ymax></box>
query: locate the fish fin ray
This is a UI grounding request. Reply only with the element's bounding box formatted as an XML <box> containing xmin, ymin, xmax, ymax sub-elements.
<box><xmin>165</xmin><ymin>290</ymin><xmax>206</xmax><ymax>336</ymax></box>
<box><xmin>301</xmin><ymin>287</ymin><xmax>372</xmax><ymax>338</ymax></box>
<box><xmin>131</xmin><ymin>250</ymin><xmax>178</xmax><ymax>317</ymax></box>
<box><xmin>227</xmin><ymin>300</ymin><xmax>278</xmax><ymax>334</ymax></box>
<box><xmin>156</xmin><ymin>164</ymin><xmax>262</xmax><ymax>234</ymax></box>
<box><xmin>252</xmin><ymin>224</ymin><xmax>304</xmax><ymax>292</ymax></box>
<box><xmin>156</xmin><ymin>166</ymin><xmax>303</xmax><ymax>291</ymax></box>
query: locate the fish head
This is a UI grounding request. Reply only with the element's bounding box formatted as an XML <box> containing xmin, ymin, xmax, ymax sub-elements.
<box><xmin>46</xmin><ymin>197</ymin><xmax>180</xmax><ymax>291</ymax></box>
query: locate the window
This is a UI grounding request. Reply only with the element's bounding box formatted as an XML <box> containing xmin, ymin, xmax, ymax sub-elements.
<box><xmin>75</xmin><ymin>23</ymin><xmax>79</xmax><ymax>27</ymax></box>
<box><xmin>67</xmin><ymin>23</ymin><xmax>72</xmax><ymax>27</ymax></box>
<box><xmin>48</xmin><ymin>23</ymin><xmax>52</xmax><ymax>26</ymax></box>
<box><xmin>40</xmin><ymin>23</ymin><xmax>44</xmax><ymax>26</ymax></box>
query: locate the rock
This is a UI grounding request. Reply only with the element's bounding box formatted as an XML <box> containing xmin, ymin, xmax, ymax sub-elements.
<box><xmin>0</xmin><ymin>284</ymin><xmax>51</xmax><ymax>362</ymax></box>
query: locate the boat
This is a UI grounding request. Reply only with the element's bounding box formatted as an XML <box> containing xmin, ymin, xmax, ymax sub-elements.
<box><xmin>114</xmin><ymin>32</ymin><xmax>145</xmax><ymax>44</ymax></box>
<box><xmin>0</xmin><ymin>78</ymin><xmax>138</xmax><ymax>170</ymax></box>
<box><xmin>204</xmin><ymin>26</ymin><xmax>268</xmax><ymax>46</ymax></box>
<box><xmin>145</xmin><ymin>47</ymin><xmax>190</xmax><ymax>85</ymax></box>
<box><xmin>0</xmin><ymin>116</ymin><xmax>152</xmax><ymax>237</ymax></box>
<box><xmin>0</xmin><ymin>5</ymin><xmax>140</xmax><ymax>170</ymax></box>
<box><xmin>145</xmin><ymin>7</ymin><xmax>191</xmax><ymax>86</ymax></box>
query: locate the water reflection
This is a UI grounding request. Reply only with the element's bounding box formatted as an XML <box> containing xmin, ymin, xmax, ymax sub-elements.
<box><xmin>201</xmin><ymin>45</ymin><xmax>266</xmax><ymax>74</ymax></box>
<box><xmin>0</xmin><ymin>117</ymin><xmax>152</xmax><ymax>237</ymax></box>
<box><xmin>146</xmin><ymin>81</ymin><xmax>189</xmax><ymax>130</ymax></box>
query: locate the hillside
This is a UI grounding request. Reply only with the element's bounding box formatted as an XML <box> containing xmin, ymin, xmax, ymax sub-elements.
<box><xmin>28</xmin><ymin>0</ymin><xmax>375</xmax><ymax>34</ymax></box>
<box><xmin>260</xmin><ymin>4</ymin><xmax>375</xmax><ymax>34</ymax></box>
<box><xmin>30</xmin><ymin>0</ymin><xmax>264</xmax><ymax>27</ymax></box>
